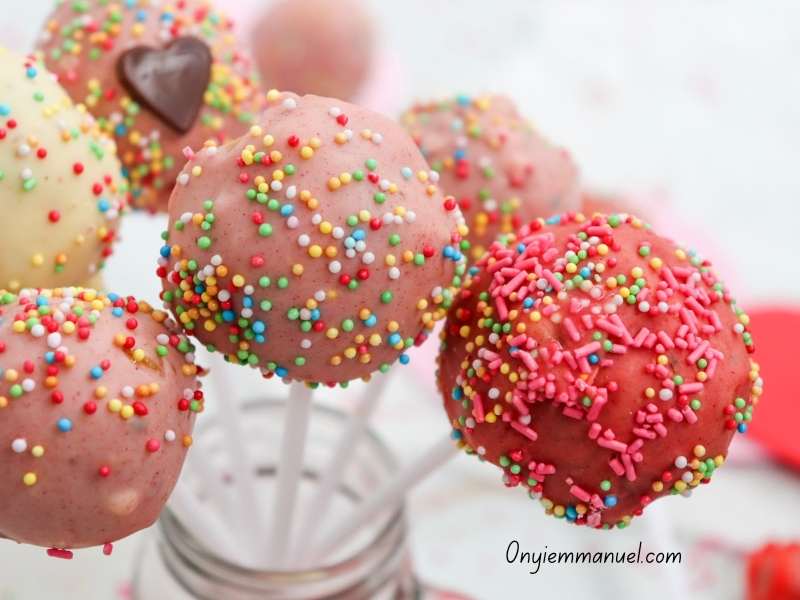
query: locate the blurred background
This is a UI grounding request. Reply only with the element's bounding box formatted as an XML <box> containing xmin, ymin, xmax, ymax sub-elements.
<box><xmin>1</xmin><ymin>1</ymin><xmax>798</xmax><ymax>598</ymax></box>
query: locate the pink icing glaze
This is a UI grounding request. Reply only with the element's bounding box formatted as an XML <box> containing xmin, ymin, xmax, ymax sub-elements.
<box><xmin>159</xmin><ymin>91</ymin><xmax>469</xmax><ymax>385</ymax></box>
<box><xmin>0</xmin><ymin>288</ymin><xmax>200</xmax><ymax>549</ymax></box>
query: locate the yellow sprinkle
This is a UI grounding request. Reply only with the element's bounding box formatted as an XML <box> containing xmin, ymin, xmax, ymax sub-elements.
<box><xmin>485</xmin><ymin>412</ymin><xmax>497</xmax><ymax>424</ymax></box>
<box><xmin>657</xmin><ymin>355</ymin><xmax>668</xmax><ymax>365</ymax></box>
<box><xmin>328</xmin><ymin>177</ymin><xmax>341</xmax><ymax>190</ymax></box>
<box><xmin>652</xmin><ymin>481</ymin><xmax>664</xmax><ymax>492</ymax></box>
<box><xmin>361</xmin><ymin>129</ymin><xmax>372</xmax><ymax>139</ymax></box>
<box><xmin>273</xmin><ymin>169</ymin><xmax>285</xmax><ymax>181</ymax></box>
<box><xmin>31</xmin><ymin>445</ymin><xmax>44</xmax><ymax>458</ymax></box>
<box><xmin>120</xmin><ymin>405</ymin><xmax>134</xmax><ymax>419</ymax></box>
<box><xmin>597</xmin><ymin>244</ymin><xmax>609</xmax><ymax>255</ymax></box>
<box><xmin>309</xmin><ymin>245</ymin><xmax>322</xmax><ymax>258</ymax></box>
<box><xmin>330</xmin><ymin>355</ymin><xmax>342</xmax><ymax>365</ymax></box>
<box><xmin>266</xmin><ymin>89</ymin><xmax>280</xmax><ymax>102</ymax></box>
<box><xmin>241</xmin><ymin>149</ymin><xmax>254</xmax><ymax>165</ymax></box>
<box><xmin>0</xmin><ymin>397</ymin><xmax>6</xmax><ymax>409</ymax></box>
<box><xmin>417</xmin><ymin>299</ymin><xmax>428</xmax><ymax>310</ymax></box>
<box><xmin>417</xmin><ymin>171</ymin><xmax>428</xmax><ymax>183</ymax></box>
<box><xmin>387</xmin><ymin>321</ymin><xmax>399</xmax><ymax>332</ymax></box>
<box><xmin>4</xmin><ymin>369</ymin><xmax>18</xmax><ymax>382</ymax></box>
<box><xmin>344</xmin><ymin>347</ymin><xmax>357</xmax><ymax>359</ymax></box>
<box><xmin>300</xmin><ymin>146</ymin><xmax>313</xmax><ymax>158</ymax></box>
<box><xmin>232</xmin><ymin>274</ymin><xmax>245</xmax><ymax>287</ymax></box>
<box><xmin>292</xmin><ymin>264</ymin><xmax>304</xmax><ymax>276</ymax></box>
<box><xmin>403</xmin><ymin>251</ymin><xmax>414</xmax><ymax>262</ymax></box>
<box><xmin>132</xmin><ymin>349</ymin><xmax>145</xmax><ymax>362</ymax></box>
<box><xmin>693</xmin><ymin>445</ymin><xmax>706</xmax><ymax>457</ymax></box>
<box><xmin>369</xmin><ymin>334</ymin><xmax>381</xmax><ymax>346</ymax></box>
<box><xmin>309</xmin><ymin>137</ymin><xmax>321</xmax><ymax>149</ymax></box>
<box><xmin>31</xmin><ymin>253</ymin><xmax>44</xmax><ymax>267</ymax></box>
<box><xmin>674</xmin><ymin>481</ymin><xmax>687</xmax><ymax>492</ymax></box>
<box><xmin>326</xmin><ymin>328</ymin><xmax>339</xmax><ymax>339</ymax></box>
<box><xmin>649</xmin><ymin>257</ymin><xmax>663</xmax><ymax>269</ymax></box>
<box><xmin>631</xmin><ymin>267</ymin><xmax>644</xmax><ymax>279</ymax></box>
<box><xmin>108</xmin><ymin>399</ymin><xmax>122</xmax><ymax>413</ymax></box>
<box><xmin>645</xmin><ymin>388</ymin><xmax>655</xmax><ymax>398</ymax></box>
<box><xmin>23</xmin><ymin>473</ymin><xmax>37</xmax><ymax>486</ymax></box>
<box><xmin>529</xmin><ymin>311</ymin><xmax>541</xmax><ymax>322</ymax></box>
<box><xmin>358</xmin><ymin>210</ymin><xmax>370</xmax><ymax>222</ymax></box>
<box><xmin>95</xmin><ymin>386</ymin><xmax>108</xmax><ymax>399</ymax></box>
<box><xmin>269</xmin><ymin>150</ymin><xmax>282</xmax><ymax>163</ymax></box>
<box><xmin>335</xmin><ymin>132</ymin><xmax>347</xmax><ymax>144</ymax></box>
<box><xmin>250</xmin><ymin>125</ymin><xmax>262</xmax><ymax>137</ymax></box>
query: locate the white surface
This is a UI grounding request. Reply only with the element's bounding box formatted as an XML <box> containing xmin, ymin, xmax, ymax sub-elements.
<box><xmin>1</xmin><ymin>1</ymin><xmax>799</xmax><ymax>599</ymax></box>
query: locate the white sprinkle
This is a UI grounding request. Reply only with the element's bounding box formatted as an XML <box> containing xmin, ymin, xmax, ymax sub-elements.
<box><xmin>244</xmin><ymin>285</ymin><xmax>254</xmax><ymax>295</ymax></box>
<box><xmin>344</xmin><ymin>129</ymin><xmax>353</xmax><ymax>140</ymax></box>
<box><xmin>301</xmin><ymin>339</ymin><xmax>312</xmax><ymax>349</ymax></box>
<box><xmin>519</xmin><ymin>414</ymin><xmax>532</xmax><ymax>425</ymax></box>
<box><xmin>165</xmin><ymin>430</ymin><xmax>176</xmax><ymax>442</ymax></box>
<box><xmin>488</xmin><ymin>388</ymin><xmax>500</xmax><ymax>399</ymax></box>
<box><xmin>362</xmin><ymin>252</ymin><xmax>375</xmax><ymax>264</ymax></box>
<box><xmin>639</xmin><ymin>301</ymin><xmax>650</xmax><ymax>312</ymax></box>
<box><xmin>218</xmin><ymin>290</ymin><xmax>231</xmax><ymax>301</ymax></box>
<box><xmin>354</xmin><ymin>240</ymin><xmax>366</xmax><ymax>252</ymax></box>
<box><xmin>329</xmin><ymin>107</ymin><xmax>341</xmax><ymax>117</ymax></box>
<box><xmin>465</xmin><ymin>418</ymin><xmax>476</xmax><ymax>428</ymax></box>
<box><xmin>178</xmin><ymin>173</ymin><xmax>190</xmax><ymax>185</ymax></box>
<box><xmin>270</xmin><ymin>180</ymin><xmax>282</xmax><ymax>192</ymax></box>
<box><xmin>157</xmin><ymin>334</ymin><xmax>170</xmax><ymax>345</ymax></box>
<box><xmin>314</xmin><ymin>290</ymin><xmax>327</xmax><ymax>302</ymax></box>
<box><xmin>393</xmin><ymin>215</ymin><xmax>402</xmax><ymax>225</ymax></box>
<box><xmin>477</xmin><ymin>446</ymin><xmax>486</xmax><ymax>456</ymax></box>
<box><xmin>11</xmin><ymin>439</ymin><xmax>27</xmax><ymax>453</ymax></box>
<box><xmin>681</xmin><ymin>471</ymin><xmax>694</xmax><ymax>483</ymax></box>
<box><xmin>31</xmin><ymin>324</ymin><xmax>45</xmax><ymax>338</ymax></box>
<box><xmin>431</xmin><ymin>286</ymin><xmax>443</xmax><ymax>297</ymax></box>
<box><xmin>311</xmin><ymin>214</ymin><xmax>322</xmax><ymax>225</ymax></box>
<box><xmin>17</xmin><ymin>144</ymin><xmax>30</xmax><ymax>157</ymax></box>
<box><xmin>283</xmin><ymin>98</ymin><xmax>297</xmax><ymax>109</ymax></box>
<box><xmin>428</xmin><ymin>171</ymin><xmax>440</xmax><ymax>183</ymax></box>
<box><xmin>203</xmin><ymin>265</ymin><xmax>215</xmax><ymax>276</ymax></box>
<box><xmin>345</xmin><ymin>248</ymin><xmax>356</xmax><ymax>258</ymax></box>
<box><xmin>389</xmin><ymin>267</ymin><xmax>400</xmax><ymax>279</ymax></box>
<box><xmin>332</xmin><ymin>227</ymin><xmax>344</xmax><ymax>239</ymax></box>
<box><xmin>287</xmin><ymin>216</ymin><xmax>299</xmax><ymax>228</ymax></box>
<box><xmin>183</xmin><ymin>389</ymin><xmax>194</xmax><ymax>400</ymax></box>
<box><xmin>329</xmin><ymin>261</ymin><xmax>341</xmax><ymax>274</ymax></box>
<box><xmin>379</xmin><ymin>179</ymin><xmax>390</xmax><ymax>191</ymax></box>
<box><xmin>122</xmin><ymin>386</ymin><xmax>134</xmax><ymax>398</ymax></box>
<box><xmin>658</xmin><ymin>302</ymin><xmax>669</xmax><ymax>313</ymax></box>
<box><xmin>298</xmin><ymin>234</ymin><xmax>310</xmax><ymax>247</ymax></box>
<box><xmin>47</xmin><ymin>332</ymin><xmax>62</xmax><ymax>349</ymax></box>
<box><xmin>674</xmin><ymin>456</ymin><xmax>688</xmax><ymax>469</ymax></box>
<box><xmin>382</xmin><ymin>212</ymin><xmax>394</xmax><ymax>224</ymax></box>
<box><xmin>211</xmin><ymin>254</ymin><xmax>223</xmax><ymax>266</ymax></box>
<box><xmin>286</xmin><ymin>186</ymin><xmax>297</xmax><ymax>199</ymax></box>
<box><xmin>241</xmin><ymin>308</ymin><xmax>253</xmax><ymax>319</ymax></box>
<box><xmin>405</xmin><ymin>211</ymin><xmax>416</xmax><ymax>223</ymax></box>
<box><xmin>300</xmin><ymin>308</ymin><xmax>311</xmax><ymax>320</ymax></box>
<box><xmin>180</xmin><ymin>212</ymin><xmax>193</xmax><ymax>222</ymax></box>
<box><xmin>733</xmin><ymin>323</ymin><xmax>744</xmax><ymax>333</ymax></box>
<box><xmin>372</xmin><ymin>133</ymin><xmax>383</xmax><ymax>144</ymax></box>
<box><xmin>206</xmin><ymin>146</ymin><xmax>218</xmax><ymax>157</ymax></box>
<box><xmin>21</xmin><ymin>379</ymin><xmax>35</xmax><ymax>392</ymax></box>
<box><xmin>659</xmin><ymin>389</ymin><xmax>673</xmax><ymax>401</ymax></box>
<box><xmin>21</xmin><ymin>168</ymin><xmax>33</xmax><ymax>180</ymax></box>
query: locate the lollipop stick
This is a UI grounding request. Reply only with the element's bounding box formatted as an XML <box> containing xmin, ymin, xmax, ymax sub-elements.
<box><xmin>288</xmin><ymin>372</ymin><xmax>390</xmax><ymax>568</ymax></box>
<box><xmin>167</xmin><ymin>481</ymin><xmax>246</xmax><ymax>565</ymax></box>
<box><xmin>644</xmin><ymin>497</ymin><xmax>692</xmax><ymax>600</ymax></box>
<box><xmin>308</xmin><ymin>433</ymin><xmax>458</xmax><ymax>565</ymax></box>
<box><xmin>265</xmin><ymin>382</ymin><xmax>314</xmax><ymax>569</ymax></box>
<box><xmin>184</xmin><ymin>436</ymin><xmax>239</xmax><ymax>531</ymax></box>
<box><xmin>208</xmin><ymin>361</ymin><xmax>266</xmax><ymax>554</ymax></box>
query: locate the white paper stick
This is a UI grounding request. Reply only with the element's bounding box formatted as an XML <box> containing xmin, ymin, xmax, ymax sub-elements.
<box><xmin>288</xmin><ymin>372</ymin><xmax>390</xmax><ymax>568</ymax></box>
<box><xmin>309</xmin><ymin>434</ymin><xmax>458</xmax><ymax>565</ymax></box>
<box><xmin>644</xmin><ymin>497</ymin><xmax>692</xmax><ymax>600</ymax></box>
<box><xmin>209</xmin><ymin>362</ymin><xmax>265</xmax><ymax>554</ymax></box>
<box><xmin>265</xmin><ymin>383</ymin><xmax>314</xmax><ymax>568</ymax></box>
<box><xmin>184</xmin><ymin>436</ymin><xmax>239</xmax><ymax>531</ymax></box>
<box><xmin>167</xmin><ymin>481</ymin><xmax>245</xmax><ymax>565</ymax></box>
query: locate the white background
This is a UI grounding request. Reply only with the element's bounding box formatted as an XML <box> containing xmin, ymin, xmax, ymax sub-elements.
<box><xmin>1</xmin><ymin>1</ymin><xmax>798</xmax><ymax>598</ymax></box>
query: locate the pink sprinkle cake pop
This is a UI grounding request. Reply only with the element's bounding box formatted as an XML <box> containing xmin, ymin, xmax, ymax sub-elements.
<box><xmin>158</xmin><ymin>91</ymin><xmax>469</xmax><ymax>385</ymax></box>
<box><xmin>401</xmin><ymin>94</ymin><xmax>580</xmax><ymax>261</ymax></box>
<box><xmin>0</xmin><ymin>49</ymin><xmax>128</xmax><ymax>292</ymax></box>
<box><xmin>36</xmin><ymin>0</ymin><xmax>265</xmax><ymax>212</ymax></box>
<box><xmin>438</xmin><ymin>213</ymin><xmax>760</xmax><ymax>529</ymax></box>
<box><xmin>0</xmin><ymin>288</ymin><xmax>201</xmax><ymax>550</ymax></box>
<box><xmin>250</xmin><ymin>0</ymin><xmax>375</xmax><ymax>102</ymax></box>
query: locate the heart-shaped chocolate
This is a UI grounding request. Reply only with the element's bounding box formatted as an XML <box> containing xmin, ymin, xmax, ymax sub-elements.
<box><xmin>117</xmin><ymin>37</ymin><xmax>212</xmax><ymax>135</ymax></box>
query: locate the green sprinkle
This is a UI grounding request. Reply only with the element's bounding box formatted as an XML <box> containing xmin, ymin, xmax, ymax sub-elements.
<box><xmin>381</xmin><ymin>291</ymin><xmax>392</xmax><ymax>303</ymax></box>
<box><xmin>259</xmin><ymin>224</ymin><xmax>273</xmax><ymax>237</ymax></box>
<box><xmin>600</xmin><ymin>480</ymin><xmax>611</xmax><ymax>491</ymax></box>
<box><xmin>277</xmin><ymin>277</ymin><xmax>289</xmax><ymax>289</ymax></box>
<box><xmin>342</xmin><ymin>319</ymin><xmax>354</xmax><ymax>332</ymax></box>
<box><xmin>365</xmin><ymin>158</ymin><xmax>377</xmax><ymax>170</ymax></box>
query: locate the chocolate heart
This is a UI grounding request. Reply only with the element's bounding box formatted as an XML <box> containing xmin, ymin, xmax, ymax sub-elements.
<box><xmin>117</xmin><ymin>37</ymin><xmax>212</xmax><ymax>135</ymax></box>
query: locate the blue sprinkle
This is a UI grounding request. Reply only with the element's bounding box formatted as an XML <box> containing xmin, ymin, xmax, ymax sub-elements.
<box><xmin>159</xmin><ymin>246</ymin><xmax>172</xmax><ymax>258</ymax></box>
<box><xmin>251</xmin><ymin>321</ymin><xmax>266</xmax><ymax>334</ymax></box>
<box><xmin>125</xmin><ymin>0</ymin><xmax>136</xmax><ymax>7</ymax></box>
<box><xmin>401</xmin><ymin>167</ymin><xmax>413</xmax><ymax>179</ymax></box>
<box><xmin>517</xmin><ymin>243</ymin><xmax>526</xmax><ymax>254</ymax></box>
<box><xmin>452</xmin><ymin>388</ymin><xmax>463</xmax><ymax>400</ymax></box>
<box><xmin>364</xmin><ymin>315</ymin><xmax>377</xmax><ymax>327</ymax></box>
<box><xmin>443</xmin><ymin>246</ymin><xmax>454</xmax><ymax>259</ymax></box>
<box><xmin>112</xmin><ymin>307</ymin><xmax>123</xmax><ymax>317</ymax></box>
<box><xmin>108</xmin><ymin>293</ymin><xmax>119</xmax><ymax>302</ymax></box>
<box><xmin>36</xmin><ymin>296</ymin><xmax>48</xmax><ymax>306</ymax></box>
<box><xmin>456</xmin><ymin>95</ymin><xmax>470</xmax><ymax>106</ymax></box>
<box><xmin>453</xmin><ymin>251</ymin><xmax>463</xmax><ymax>261</ymax></box>
<box><xmin>545</xmin><ymin>215</ymin><xmax>562</xmax><ymax>225</ymax></box>
<box><xmin>344</xmin><ymin>237</ymin><xmax>356</xmax><ymax>249</ymax></box>
<box><xmin>737</xmin><ymin>423</ymin><xmax>748</xmax><ymax>434</ymax></box>
<box><xmin>0</xmin><ymin>104</ymin><xmax>10</xmax><ymax>116</ymax></box>
<box><xmin>222</xmin><ymin>310</ymin><xmax>235</xmax><ymax>322</ymax></box>
<box><xmin>136</xmin><ymin>9</ymin><xmax>147</xmax><ymax>20</ymax></box>
<box><xmin>98</xmin><ymin>199</ymin><xmax>110</xmax><ymax>212</ymax></box>
<box><xmin>45</xmin><ymin>352</ymin><xmax>55</xmax><ymax>363</ymax></box>
<box><xmin>469</xmin><ymin>266</ymin><xmax>479</xmax><ymax>275</ymax></box>
<box><xmin>509</xmin><ymin>347</ymin><xmax>519</xmax><ymax>355</ymax></box>
<box><xmin>242</xmin><ymin>296</ymin><xmax>253</xmax><ymax>308</ymax></box>
<box><xmin>604</xmin><ymin>495</ymin><xmax>617</xmax><ymax>507</ymax></box>
<box><xmin>452</xmin><ymin>429</ymin><xmax>463</xmax><ymax>440</ymax></box>
<box><xmin>566</xmin><ymin>506</ymin><xmax>578</xmax><ymax>520</ymax></box>
<box><xmin>454</xmin><ymin>148</ymin><xmax>467</xmax><ymax>160</ymax></box>
<box><xmin>254</xmin><ymin>334</ymin><xmax>265</xmax><ymax>344</ymax></box>
<box><xmin>310</xmin><ymin>309</ymin><xmax>320</xmax><ymax>320</ymax></box>
<box><xmin>26</xmin><ymin>66</ymin><xmax>37</xmax><ymax>78</ymax></box>
<box><xmin>275</xmin><ymin>367</ymin><xmax>288</xmax><ymax>377</ymax></box>
<box><xmin>580</xmin><ymin>267</ymin><xmax>591</xmax><ymax>278</ymax></box>
<box><xmin>57</xmin><ymin>418</ymin><xmax>72</xmax><ymax>432</ymax></box>
<box><xmin>399</xmin><ymin>354</ymin><xmax>410</xmax><ymax>365</ymax></box>
<box><xmin>388</xmin><ymin>333</ymin><xmax>401</xmax><ymax>346</ymax></box>
<box><xmin>280</xmin><ymin>204</ymin><xmax>294</xmax><ymax>216</ymax></box>
<box><xmin>114</xmin><ymin>124</ymin><xmax>127</xmax><ymax>137</ymax></box>
<box><xmin>351</xmin><ymin>229</ymin><xmax>366</xmax><ymax>241</ymax></box>
<box><xmin>588</xmin><ymin>353</ymin><xmax>599</xmax><ymax>365</ymax></box>
<box><xmin>90</xmin><ymin>366</ymin><xmax>103</xmax><ymax>379</ymax></box>
<box><xmin>523</xmin><ymin>298</ymin><xmax>534</xmax><ymax>309</ymax></box>
<box><xmin>194</xmin><ymin>285</ymin><xmax>204</xmax><ymax>294</ymax></box>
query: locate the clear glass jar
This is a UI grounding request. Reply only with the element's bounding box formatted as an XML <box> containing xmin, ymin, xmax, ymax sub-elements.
<box><xmin>131</xmin><ymin>399</ymin><xmax>455</xmax><ymax>600</ymax></box>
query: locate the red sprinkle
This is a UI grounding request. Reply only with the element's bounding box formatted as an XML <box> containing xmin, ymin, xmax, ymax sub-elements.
<box><xmin>47</xmin><ymin>549</ymin><xmax>73</xmax><ymax>560</ymax></box>
<box><xmin>99</xmin><ymin>466</ymin><xmax>111</xmax><ymax>477</ymax></box>
<box><xmin>146</xmin><ymin>439</ymin><xmax>161</xmax><ymax>453</ymax></box>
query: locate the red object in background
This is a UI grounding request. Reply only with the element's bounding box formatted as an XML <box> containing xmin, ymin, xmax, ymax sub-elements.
<box><xmin>745</xmin><ymin>308</ymin><xmax>800</xmax><ymax>469</ymax></box>
<box><xmin>748</xmin><ymin>542</ymin><xmax>800</xmax><ymax>600</ymax></box>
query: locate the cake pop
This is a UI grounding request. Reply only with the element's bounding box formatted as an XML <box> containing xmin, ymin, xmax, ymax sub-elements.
<box><xmin>0</xmin><ymin>49</ymin><xmax>127</xmax><ymax>292</ymax></box>
<box><xmin>0</xmin><ymin>288</ymin><xmax>201</xmax><ymax>550</ymax></box>
<box><xmin>401</xmin><ymin>95</ymin><xmax>580</xmax><ymax>261</ymax></box>
<box><xmin>159</xmin><ymin>91</ymin><xmax>468</xmax><ymax>385</ymax></box>
<box><xmin>438</xmin><ymin>213</ymin><xmax>760</xmax><ymax>529</ymax></box>
<box><xmin>37</xmin><ymin>0</ymin><xmax>265</xmax><ymax>211</ymax></box>
<box><xmin>250</xmin><ymin>0</ymin><xmax>375</xmax><ymax>102</ymax></box>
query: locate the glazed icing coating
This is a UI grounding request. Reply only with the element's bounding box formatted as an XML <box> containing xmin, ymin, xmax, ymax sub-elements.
<box><xmin>0</xmin><ymin>49</ymin><xmax>127</xmax><ymax>292</ymax></box>
<box><xmin>159</xmin><ymin>91</ymin><xmax>468</xmax><ymax>385</ymax></box>
<box><xmin>0</xmin><ymin>288</ymin><xmax>200</xmax><ymax>549</ymax></box>
<box><xmin>252</xmin><ymin>0</ymin><xmax>375</xmax><ymax>102</ymax></box>
<box><xmin>37</xmin><ymin>0</ymin><xmax>265</xmax><ymax>211</ymax></box>
<box><xmin>438</xmin><ymin>213</ymin><xmax>761</xmax><ymax>529</ymax></box>
<box><xmin>401</xmin><ymin>95</ymin><xmax>580</xmax><ymax>261</ymax></box>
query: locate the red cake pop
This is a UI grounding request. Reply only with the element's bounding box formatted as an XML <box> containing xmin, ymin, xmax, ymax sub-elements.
<box><xmin>438</xmin><ymin>213</ymin><xmax>760</xmax><ymax>529</ymax></box>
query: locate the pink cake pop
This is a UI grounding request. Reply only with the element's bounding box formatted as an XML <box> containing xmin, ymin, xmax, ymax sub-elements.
<box><xmin>401</xmin><ymin>94</ymin><xmax>580</xmax><ymax>261</ymax></box>
<box><xmin>36</xmin><ymin>0</ymin><xmax>265</xmax><ymax>212</ymax></box>
<box><xmin>0</xmin><ymin>288</ymin><xmax>201</xmax><ymax>550</ymax></box>
<box><xmin>438</xmin><ymin>213</ymin><xmax>760</xmax><ymax>529</ymax></box>
<box><xmin>158</xmin><ymin>91</ymin><xmax>469</xmax><ymax>385</ymax></box>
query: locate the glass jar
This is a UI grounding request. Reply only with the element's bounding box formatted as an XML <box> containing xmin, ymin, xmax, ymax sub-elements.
<box><xmin>131</xmin><ymin>399</ymin><xmax>462</xmax><ymax>600</ymax></box>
